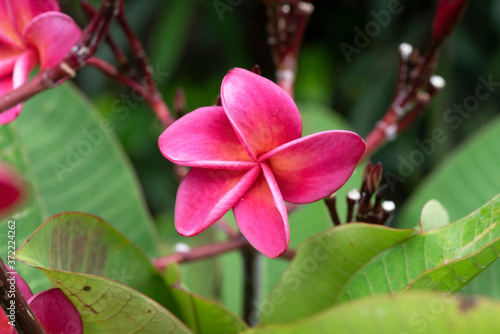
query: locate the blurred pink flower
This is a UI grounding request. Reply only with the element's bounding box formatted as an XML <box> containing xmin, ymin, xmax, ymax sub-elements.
<box><xmin>159</xmin><ymin>68</ymin><xmax>364</xmax><ymax>258</ymax></box>
<box><xmin>0</xmin><ymin>0</ymin><xmax>81</xmax><ymax>124</ymax></box>
<box><xmin>0</xmin><ymin>162</ymin><xmax>23</xmax><ymax>214</ymax></box>
<box><xmin>0</xmin><ymin>267</ymin><xmax>82</xmax><ymax>334</ymax></box>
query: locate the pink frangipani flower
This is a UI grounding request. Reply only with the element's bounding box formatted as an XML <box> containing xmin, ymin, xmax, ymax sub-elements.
<box><xmin>0</xmin><ymin>0</ymin><xmax>81</xmax><ymax>124</ymax></box>
<box><xmin>159</xmin><ymin>68</ymin><xmax>364</xmax><ymax>258</ymax></box>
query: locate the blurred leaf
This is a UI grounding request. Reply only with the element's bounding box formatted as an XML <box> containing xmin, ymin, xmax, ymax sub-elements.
<box><xmin>150</xmin><ymin>1</ymin><xmax>196</xmax><ymax>75</ymax></box>
<box><xmin>397</xmin><ymin>115</ymin><xmax>500</xmax><ymax>298</ymax></box>
<box><xmin>259</xmin><ymin>224</ymin><xmax>414</xmax><ymax>324</ymax></box>
<box><xmin>42</xmin><ymin>270</ymin><xmax>191</xmax><ymax>334</ymax></box>
<box><xmin>244</xmin><ymin>292</ymin><xmax>500</xmax><ymax>334</ymax></box>
<box><xmin>0</xmin><ymin>126</ymin><xmax>49</xmax><ymax>289</ymax></box>
<box><xmin>0</xmin><ymin>83</ymin><xmax>159</xmax><ymax>292</ymax></box>
<box><xmin>398</xmin><ymin>115</ymin><xmax>500</xmax><ymax>226</ymax></box>
<box><xmin>14</xmin><ymin>212</ymin><xmax>182</xmax><ymax>317</ymax></box>
<box><xmin>419</xmin><ymin>199</ymin><xmax>450</xmax><ymax>233</ymax></box>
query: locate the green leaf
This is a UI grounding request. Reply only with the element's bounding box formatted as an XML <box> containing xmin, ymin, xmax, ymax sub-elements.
<box><xmin>397</xmin><ymin>116</ymin><xmax>500</xmax><ymax>298</ymax></box>
<box><xmin>14</xmin><ymin>212</ymin><xmax>182</xmax><ymax>317</ymax></box>
<box><xmin>165</xmin><ymin>263</ymin><xmax>248</xmax><ymax>334</ymax></box>
<box><xmin>419</xmin><ymin>199</ymin><xmax>450</xmax><ymax>233</ymax></box>
<box><xmin>0</xmin><ymin>83</ymin><xmax>159</xmax><ymax>290</ymax></box>
<box><xmin>259</xmin><ymin>224</ymin><xmax>414</xmax><ymax>324</ymax></box>
<box><xmin>244</xmin><ymin>292</ymin><xmax>500</xmax><ymax>333</ymax></box>
<box><xmin>42</xmin><ymin>269</ymin><xmax>192</xmax><ymax>334</ymax></box>
<box><xmin>261</xmin><ymin>194</ymin><xmax>500</xmax><ymax>324</ymax></box>
<box><xmin>342</xmin><ymin>194</ymin><xmax>500</xmax><ymax>301</ymax></box>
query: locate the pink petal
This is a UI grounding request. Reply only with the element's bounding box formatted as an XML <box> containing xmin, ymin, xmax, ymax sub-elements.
<box><xmin>5</xmin><ymin>0</ymin><xmax>60</xmax><ymax>36</ymax></box>
<box><xmin>25</xmin><ymin>288</ymin><xmax>83</xmax><ymax>334</ymax></box>
<box><xmin>262</xmin><ymin>130</ymin><xmax>365</xmax><ymax>203</ymax></box>
<box><xmin>221</xmin><ymin>68</ymin><xmax>302</xmax><ymax>159</ymax></box>
<box><xmin>0</xmin><ymin>51</ymin><xmax>34</xmax><ymax>124</ymax></box>
<box><xmin>175</xmin><ymin>166</ymin><xmax>261</xmax><ymax>236</ymax></box>
<box><xmin>0</xmin><ymin>313</ymin><xmax>9</xmax><ymax>334</ymax></box>
<box><xmin>1</xmin><ymin>263</ymin><xmax>33</xmax><ymax>301</ymax></box>
<box><xmin>0</xmin><ymin>76</ymin><xmax>20</xmax><ymax>125</ymax></box>
<box><xmin>0</xmin><ymin>56</ymin><xmax>18</xmax><ymax>77</ymax></box>
<box><xmin>159</xmin><ymin>106</ymin><xmax>256</xmax><ymax>169</ymax></box>
<box><xmin>234</xmin><ymin>162</ymin><xmax>289</xmax><ymax>258</ymax></box>
<box><xmin>23</xmin><ymin>12</ymin><xmax>81</xmax><ymax>70</ymax></box>
<box><xmin>12</xmin><ymin>50</ymin><xmax>34</xmax><ymax>89</ymax></box>
<box><xmin>0</xmin><ymin>1</ymin><xmax>22</xmax><ymax>46</ymax></box>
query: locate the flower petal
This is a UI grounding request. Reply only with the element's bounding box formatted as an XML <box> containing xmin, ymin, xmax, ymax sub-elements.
<box><xmin>0</xmin><ymin>1</ymin><xmax>22</xmax><ymax>46</ymax></box>
<box><xmin>0</xmin><ymin>51</ymin><xmax>34</xmax><ymax>124</ymax></box>
<box><xmin>27</xmin><ymin>288</ymin><xmax>83</xmax><ymax>334</ymax></box>
<box><xmin>175</xmin><ymin>166</ymin><xmax>261</xmax><ymax>236</ymax></box>
<box><xmin>221</xmin><ymin>68</ymin><xmax>302</xmax><ymax>159</ymax></box>
<box><xmin>23</xmin><ymin>12</ymin><xmax>81</xmax><ymax>70</ymax></box>
<box><xmin>0</xmin><ymin>76</ymin><xmax>19</xmax><ymax>125</ymax></box>
<box><xmin>233</xmin><ymin>162</ymin><xmax>289</xmax><ymax>258</ymax></box>
<box><xmin>159</xmin><ymin>106</ymin><xmax>256</xmax><ymax>169</ymax></box>
<box><xmin>5</xmin><ymin>0</ymin><xmax>60</xmax><ymax>35</ymax></box>
<box><xmin>0</xmin><ymin>162</ymin><xmax>24</xmax><ymax>214</ymax></box>
<box><xmin>264</xmin><ymin>130</ymin><xmax>365</xmax><ymax>203</ymax></box>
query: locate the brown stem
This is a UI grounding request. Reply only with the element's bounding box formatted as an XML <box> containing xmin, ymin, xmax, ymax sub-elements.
<box><xmin>86</xmin><ymin>57</ymin><xmax>149</xmax><ymax>97</ymax></box>
<box><xmin>0</xmin><ymin>258</ymin><xmax>46</xmax><ymax>334</ymax></box>
<box><xmin>114</xmin><ymin>8</ymin><xmax>174</xmax><ymax>128</ymax></box>
<box><xmin>242</xmin><ymin>247</ymin><xmax>261</xmax><ymax>326</ymax></box>
<box><xmin>361</xmin><ymin>46</ymin><xmax>440</xmax><ymax>161</ymax></box>
<box><xmin>324</xmin><ymin>194</ymin><xmax>341</xmax><ymax>226</ymax></box>
<box><xmin>80</xmin><ymin>0</ymin><xmax>135</xmax><ymax>77</ymax></box>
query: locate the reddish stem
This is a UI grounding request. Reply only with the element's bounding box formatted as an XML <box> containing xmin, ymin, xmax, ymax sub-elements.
<box><xmin>0</xmin><ymin>0</ymin><xmax>121</xmax><ymax>114</ymax></box>
<box><xmin>265</xmin><ymin>1</ymin><xmax>314</xmax><ymax>97</ymax></box>
<box><xmin>153</xmin><ymin>238</ymin><xmax>247</xmax><ymax>271</ymax></box>
<box><xmin>80</xmin><ymin>0</ymin><xmax>135</xmax><ymax>77</ymax></box>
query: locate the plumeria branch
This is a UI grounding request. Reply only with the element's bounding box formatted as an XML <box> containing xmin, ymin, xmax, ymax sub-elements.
<box><xmin>0</xmin><ymin>259</ymin><xmax>46</xmax><ymax>334</ymax></box>
<box><xmin>361</xmin><ymin>0</ymin><xmax>470</xmax><ymax>160</ymax></box>
<box><xmin>361</xmin><ymin>44</ymin><xmax>443</xmax><ymax>160</ymax></box>
<box><xmin>80</xmin><ymin>0</ymin><xmax>135</xmax><ymax>77</ymax></box>
<box><xmin>0</xmin><ymin>0</ymin><xmax>120</xmax><ymax>114</ymax></box>
<box><xmin>152</xmin><ymin>237</ymin><xmax>247</xmax><ymax>271</ymax></box>
<box><xmin>153</xmin><ymin>236</ymin><xmax>296</xmax><ymax>271</ymax></box>
<box><xmin>264</xmin><ymin>0</ymin><xmax>314</xmax><ymax>97</ymax></box>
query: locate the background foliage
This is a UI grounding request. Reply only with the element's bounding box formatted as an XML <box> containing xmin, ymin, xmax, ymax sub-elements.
<box><xmin>2</xmin><ymin>0</ymin><xmax>500</xmax><ymax>332</ymax></box>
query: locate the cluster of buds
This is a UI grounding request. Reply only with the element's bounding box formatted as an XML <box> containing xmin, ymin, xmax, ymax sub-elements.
<box><xmin>263</xmin><ymin>0</ymin><xmax>314</xmax><ymax>96</ymax></box>
<box><xmin>362</xmin><ymin>0</ymin><xmax>470</xmax><ymax>160</ymax></box>
<box><xmin>325</xmin><ymin>162</ymin><xmax>395</xmax><ymax>226</ymax></box>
